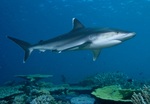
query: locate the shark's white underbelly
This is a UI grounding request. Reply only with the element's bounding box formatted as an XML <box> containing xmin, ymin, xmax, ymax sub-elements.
<box><xmin>88</xmin><ymin>39</ymin><xmax>122</xmax><ymax>49</ymax></box>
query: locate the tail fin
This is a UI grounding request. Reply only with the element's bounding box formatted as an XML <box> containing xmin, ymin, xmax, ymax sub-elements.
<box><xmin>7</xmin><ymin>36</ymin><xmax>33</xmax><ymax>63</ymax></box>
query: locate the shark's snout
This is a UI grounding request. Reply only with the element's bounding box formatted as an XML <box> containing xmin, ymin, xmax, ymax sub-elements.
<box><xmin>117</xmin><ymin>32</ymin><xmax>136</xmax><ymax>41</ymax></box>
<box><xmin>128</xmin><ymin>32</ymin><xmax>136</xmax><ymax>37</ymax></box>
<box><xmin>125</xmin><ymin>32</ymin><xmax>136</xmax><ymax>39</ymax></box>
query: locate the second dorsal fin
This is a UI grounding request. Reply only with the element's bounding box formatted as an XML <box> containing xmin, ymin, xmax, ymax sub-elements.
<box><xmin>72</xmin><ymin>18</ymin><xmax>85</xmax><ymax>31</ymax></box>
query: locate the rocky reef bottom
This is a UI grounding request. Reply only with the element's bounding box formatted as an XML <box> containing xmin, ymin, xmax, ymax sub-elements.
<box><xmin>0</xmin><ymin>72</ymin><xmax>150</xmax><ymax>104</ymax></box>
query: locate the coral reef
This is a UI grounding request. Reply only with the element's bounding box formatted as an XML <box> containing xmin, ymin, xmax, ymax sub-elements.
<box><xmin>79</xmin><ymin>72</ymin><xmax>142</xmax><ymax>89</ymax></box>
<box><xmin>91</xmin><ymin>85</ymin><xmax>135</xmax><ymax>103</ymax></box>
<box><xmin>12</xmin><ymin>94</ymin><xmax>27</xmax><ymax>104</ymax></box>
<box><xmin>131</xmin><ymin>85</ymin><xmax>150</xmax><ymax>104</ymax></box>
<box><xmin>38</xmin><ymin>84</ymin><xmax>92</xmax><ymax>96</ymax></box>
<box><xmin>70</xmin><ymin>95</ymin><xmax>95</xmax><ymax>104</ymax></box>
<box><xmin>0</xmin><ymin>100</ymin><xmax>8</xmax><ymax>104</ymax></box>
<box><xmin>30</xmin><ymin>94</ymin><xmax>57</xmax><ymax>104</ymax></box>
<box><xmin>15</xmin><ymin>74</ymin><xmax>53</xmax><ymax>83</ymax></box>
<box><xmin>0</xmin><ymin>85</ymin><xmax>23</xmax><ymax>100</ymax></box>
<box><xmin>0</xmin><ymin>73</ymin><xmax>147</xmax><ymax>104</ymax></box>
<box><xmin>8</xmin><ymin>74</ymin><xmax>93</xmax><ymax>104</ymax></box>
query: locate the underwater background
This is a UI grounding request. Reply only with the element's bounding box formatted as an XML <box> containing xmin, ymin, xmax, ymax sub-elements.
<box><xmin>0</xmin><ymin>0</ymin><xmax>150</xmax><ymax>85</ymax></box>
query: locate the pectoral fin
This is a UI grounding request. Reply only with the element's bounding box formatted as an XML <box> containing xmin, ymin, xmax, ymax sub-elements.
<box><xmin>92</xmin><ymin>49</ymin><xmax>101</xmax><ymax>61</ymax></box>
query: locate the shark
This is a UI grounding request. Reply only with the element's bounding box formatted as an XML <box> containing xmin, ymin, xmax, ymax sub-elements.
<box><xmin>7</xmin><ymin>18</ymin><xmax>135</xmax><ymax>63</ymax></box>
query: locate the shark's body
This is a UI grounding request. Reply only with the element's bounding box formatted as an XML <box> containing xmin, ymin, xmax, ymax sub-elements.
<box><xmin>8</xmin><ymin>18</ymin><xmax>135</xmax><ymax>62</ymax></box>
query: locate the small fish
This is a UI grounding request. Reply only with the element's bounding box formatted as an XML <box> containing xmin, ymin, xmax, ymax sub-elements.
<box><xmin>127</xmin><ymin>78</ymin><xmax>133</xmax><ymax>83</ymax></box>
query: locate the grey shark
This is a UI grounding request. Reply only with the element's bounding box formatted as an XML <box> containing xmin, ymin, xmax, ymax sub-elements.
<box><xmin>7</xmin><ymin>18</ymin><xmax>135</xmax><ymax>62</ymax></box>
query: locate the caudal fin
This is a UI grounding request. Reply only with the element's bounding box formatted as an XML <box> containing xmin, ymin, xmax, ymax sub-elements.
<box><xmin>7</xmin><ymin>36</ymin><xmax>33</xmax><ymax>63</ymax></box>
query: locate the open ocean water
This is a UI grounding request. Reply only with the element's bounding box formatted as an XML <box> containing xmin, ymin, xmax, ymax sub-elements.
<box><xmin>0</xmin><ymin>0</ymin><xmax>150</xmax><ymax>85</ymax></box>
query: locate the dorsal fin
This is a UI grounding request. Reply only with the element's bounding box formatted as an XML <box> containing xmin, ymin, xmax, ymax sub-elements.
<box><xmin>72</xmin><ymin>18</ymin><xmax>85</xmax><ymax>31</ymax></box>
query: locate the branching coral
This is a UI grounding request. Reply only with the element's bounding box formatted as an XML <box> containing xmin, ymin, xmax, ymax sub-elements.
<box><xmin>30</xmin><ymin>94</ymin><xmax>57</xmax><ymax>104</ymax></box>
<box><xmin>12</xmin><ymin>94</ymin><xmax>27</xmax><ymax>104</ymax></box>
<box><xmin>0</xmin><ymin>85</ymin><xmax>23</xmax><ymax>100</ymax></box>
<box><xmin>131</xmin><ymin>85</ymin><xmax>150</xmax><ymax>104</ymax></box>
<box><xmin>0</xmin><ymin>100</ymin><xmax>8</xmax><ymax>104</ymax></box>
<box><xmin>79</xmin><ymin>72</ymin><xmax>137</xmax><ymax>89</ymax></box>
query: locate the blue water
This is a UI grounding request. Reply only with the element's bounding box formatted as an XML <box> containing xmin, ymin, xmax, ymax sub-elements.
<box><xmin>0</xmin><ymin>0</ymin><xmax>150</xmax><ymax>85</ymax></box>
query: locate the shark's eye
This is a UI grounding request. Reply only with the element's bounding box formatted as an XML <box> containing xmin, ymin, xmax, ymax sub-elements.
<box><xmin>116</xmin><ymin>32</ymin><xmax>120</xmax><ymax>34</ymax></box>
